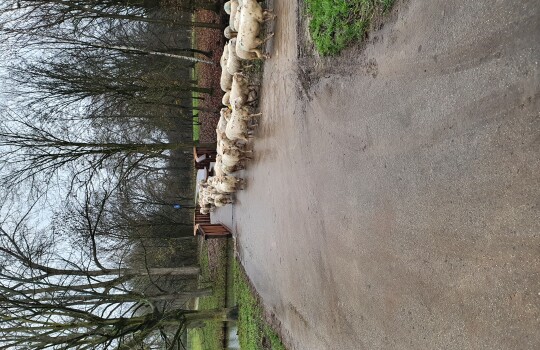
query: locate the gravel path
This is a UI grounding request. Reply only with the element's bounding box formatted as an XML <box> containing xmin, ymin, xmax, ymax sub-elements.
<box><xmin>225</xmin><ymin>0</ymin><xmax>540</xmax><ymax>349</ymax></box>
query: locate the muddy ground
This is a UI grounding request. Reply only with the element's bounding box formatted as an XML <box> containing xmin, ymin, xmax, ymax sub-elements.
<box><xmin>216</xmin><ymin>0</ymin><xmax>540</xmax><ymax>349</ymax></box>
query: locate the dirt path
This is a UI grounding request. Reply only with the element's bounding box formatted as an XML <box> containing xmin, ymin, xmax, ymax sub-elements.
<box><xmin>230</xmin><ymin>0</ymin><xmax>540</xmax><ymax>349</ymax></box>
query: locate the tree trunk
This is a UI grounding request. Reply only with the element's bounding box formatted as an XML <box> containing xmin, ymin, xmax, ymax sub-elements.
<box><xmin>163</xmin><ymin>307</ymin><xmax>239</xmax><ymax>325</ymax></box>
<box><xmin>105</xmin><ymin>45</ymin><xmax>213</xmax><ymax>64</ymax></box>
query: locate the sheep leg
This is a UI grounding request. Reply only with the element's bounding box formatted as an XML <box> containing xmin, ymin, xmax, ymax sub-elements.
<box><xmin>236</xmin><ymin>178</ymin><xmax>247</xmax><ymax>189</ymax></box>
<box><xmin>259</xmin><ymin>33</ymin><xmax>275</xmax><ymax>59</ymax></box>
<box><xmin>247</xmin><ymin>90</ymin><xmax>258</xmax><ymax>103</ymax></box>
<box><xmin>263</xmin><ymin>11</ymin><xmax>276</xmax><ymax>21</ymax></box>
<box><xmin>249</xmin><ymin>48</ymin><xmax>266</xmax><ymax>59</ymax></box>
<box><xmin>240</xmin><ymin>148</ymin><xmax>254</xmax><ymax>154</ymax></box>
<box><xmin>233</xmin><ymin>140</ymin><xmax>244</xmax><ymax>148</ymax></box>
<box><xmin>261</xmin><ymin>33</ymin><xmax>275</xmax><ymax>44</ymax></box>
<box><xmin>249</xmin><ymin>114</ymin><xmax>262</xmax><ymax>126</ymax></box>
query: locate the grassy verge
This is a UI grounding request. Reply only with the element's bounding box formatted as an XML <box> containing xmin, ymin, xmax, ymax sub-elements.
<box><xmin>192</xmin><ymin>89</ymin><xmax>200</xmax><ymax>142</ymax></box>
<box><xmin>190</xmin><ymin>19</ymin><xmax>200</xmax><ymax>142</ymax></box>
<box><xmin>189</xmin><ymin>239</ymin><xmax>286</xmax><ymax>350</ymax></box>
<box><xmin>233</xmin><ymin>259</ymin><xmax>286</xmax><ymax>350</ymax></box>
<box><xmin>188</xmin><ymin>240</ymin><xmax>228</xmax><ymax>350</ymax></box>
<box><xmin>305</xmin><ymin>0</ymin><xmax>394</xmax><ymax>55</ymax></box>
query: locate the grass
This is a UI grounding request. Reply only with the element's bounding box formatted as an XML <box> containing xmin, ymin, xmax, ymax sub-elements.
<box><xmin>242</xmin><ymin>59</ymin><xmax>264</xmax><ymax>77</ymax></box>
<box><xmin>233</xmin><ymin>259</ymin><xmax>286</xmax><ymax>350</ymax></box>
<box><xmin>191</xmin><ymin>21</ymin><xmax>200</xmax><ymax>142</ymax></box>
<box><xmin>305</xmin><ymin>0</ymin><xmax>394</xmax><ymax>55</ymax></box>
<box><xmin>189</xmin><ymin>239</ymin><xmax>287</xmax><ymax>350</ymax></box>
<box><xmin>192</xmin><ymin>67</ymin><xmax>200</xmax><ymax>142</ymax></box>
<box><xmin>188</xmin><ymin>240</ymin><xmax>228</xmax><ymax>350</ymax></box>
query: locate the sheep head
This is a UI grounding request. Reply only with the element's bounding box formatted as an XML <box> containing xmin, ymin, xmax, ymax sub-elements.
<box><xmin>224</xmin><ymin>1</ymin><xmax>232</xmax><ymax>14</ymax></box>
<box><xmin>224</xmin><ymin>26</ymin><xmax>237</xmax><ymax>39</ymax></box>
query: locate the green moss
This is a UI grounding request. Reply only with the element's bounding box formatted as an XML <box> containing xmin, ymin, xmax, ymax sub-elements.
<box><xmin>233</xmin><ymin>259</ymin><xmax>286</xmax><ymax>350</ymax></box>
<box><xmin>191</xmin><ymin>67</ymin><xmax>200</xmax><ymax>142</ymax></box>
<box><xmin>305</xmin><ymin>0</ymin><xmax>395</xmax><ymax>55</ymax></box>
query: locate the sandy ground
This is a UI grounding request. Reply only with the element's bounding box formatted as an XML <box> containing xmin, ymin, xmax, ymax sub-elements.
<box><xmin>214</xmin><ymin>0</ymin><xmax>540</xmax><ymax>349</ymax></box>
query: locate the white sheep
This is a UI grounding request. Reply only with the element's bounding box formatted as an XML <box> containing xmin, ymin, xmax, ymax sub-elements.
<box><xmin>236</xmin><ymin>31</ymin><xmax>274</xmax><ymax>60</ymax></box>
<box><xmin>236</xmin><ymin>46</ymin><xmax>261</xmax><ymax>60</ymax></box>
<box><xmin>216</xmin><ymin>131</ymin><xmax>226</xmax><ymax>152</ymax></box>
<box><xmin>217</xmin><ymin>133</ymin><xmax>242</xmax><ymax>153</ymax></box>
<box><xmin>208</xmin><ymin>175</ymin><xmax>246</xmax><ymax>193</ymax></box>
<box><xmin>222</xmin><ymin>91</ymin><xmax>231</xmax><ymax>106</ymax></box>
<box><xmin>230</xmin><ymin>72</ymin><xmax>251</xmax><ymax>108</ymax></box>
<box><xmin>220</xmin><ymin>44</ymin><xmax>229</xmax><ymax>69</ymax></box>
<box><xmin>222</xmin><ymin>147</ymin><xmax>253</xmax><ymax>166</ymax></box>
<box><xmin>233</xmin><ymin>2</ymin><xmax>242</xmax><ymax>34</ymax></box>
<box><xmin>200</xmin><ymin>207</ymin><xmax>211</xmax><ymax>215</ymax></box>
<box><xmin>220</xmin><ymin>133</ymin><xmax>244</xmax><ymax>150</ymax></box>
<box><xmin>213</xmin><ymin>193</ymin><xmax>234</xmax><ymax>207</ymax></box>
<box><xmin>221</xmin><ymin>163</ymin><xmax>244</xmax><ymax>174</ymax></box>
<box><xmin>219</xmin><ymin>44</ymin><xmax>233</xmax><ymax>92</ymax></box>
<box><xmin>217</xmin><ymin>108</ymin><xmax>232</xmax><ymax>134</ymax></box>
<box><xmin>213</xmin><ymin>163</ymin><xmax>225</xmax><ymax>177</ymax></box>
<box><xmin>225</xmin><ymin>115</ymin><xmax>250</xmax><ymax>142</ymax></box>
<box><xmin>228</xmin><ymin>0</ymin><xmax>240</xmax><ymax>31</ymax></box>
<box><xmin>224</xmin><ymin>95</ymin><xmax>261</xmax><ymax>142</ymax></box>
<box><xmin>224</xmin><ymin>1</ymin><xmax>232</xmax><ymax>14</ymax></box>
<box><xmin>226</xmin><ymin>39</ymin><xmax>242</xmax><ymax>75</ymax></box>
<box><xmin>198</xmin><ymin>183</ymin><xmax>217</xmax><ymax>201</ymax></box>
<box><xmin>233</xmin><ymin>101</ymin><xmax>261</xmax><ymax>124</ymax></box>
<box><xmin>213</xmin><ymin>156</ymin><xmax>226</xmax><ymax>176</ymax></box>
<box><xmin>235</xmin><ymin>0</ymin><xmax>274</xmax><ymax>59</ymax></box>
<box><xmin>241</xmin><ymin>0</ymin><xmax>274</xmax><ymax>22</ymax></box>
<box><xmin>225</xmin><ymin>110</ymin><xmax>260</xmax><ymax>142</ymax></box>
<box><xmin>216</xmin><ymin>155</ymin><xmax>245</xmax><ymax>174</ymax></box>
<box><xmin>216</xmin><ymin>130</ymin><xmax>238</xmax><ymax>155</ymax></box>
<box><xmin>199</xmin><ymin>180</ymin><xmax>235</xmax><ymax>207</ymax></box>
<box><xmin>220</xmin><ymin>69</ymin><xmax>233</xmax><ymax>92</ymax></box>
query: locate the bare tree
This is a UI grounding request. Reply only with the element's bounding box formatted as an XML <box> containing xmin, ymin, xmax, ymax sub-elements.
<box><xmin>0</xmin><ymin>0</ymin><xmax>221</xmax><ymax>38</ymax></box>
<box><xmin>0</xmin><ymin>195</ymin><xmax>234</xmax><ymax>350</ymax></box>
<box><xmin>0</xmin><ymin>110</ymin><xmax>195</xmax><ymax>194</ymax></box>
<box><xmin>9</xmin><ymin>50</ymin><xmax>210</xmax><ymax>110</ymax></box>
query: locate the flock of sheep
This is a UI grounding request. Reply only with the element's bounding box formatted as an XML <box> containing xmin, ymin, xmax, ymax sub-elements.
<box><xmin>198</xmin><ymin>0</ymin><xmax>275</xmax><ymax>215</ymax></box>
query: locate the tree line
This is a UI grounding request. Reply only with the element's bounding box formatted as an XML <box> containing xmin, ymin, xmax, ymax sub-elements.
<box><xmin>0</xmin><ymin>1</ymin><xmax>229</xmax><ymax>349</ymax></box>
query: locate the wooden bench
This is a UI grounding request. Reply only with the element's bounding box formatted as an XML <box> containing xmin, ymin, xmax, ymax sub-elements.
<box><xmin>194</xmin><ymin>223</ymin><xmax>233</xmax><ymax>240</ymax></box>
